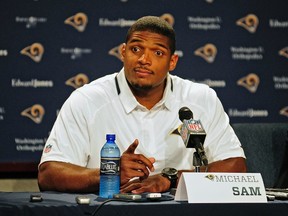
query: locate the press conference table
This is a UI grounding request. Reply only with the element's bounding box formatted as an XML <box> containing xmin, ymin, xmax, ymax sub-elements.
<box><xmin>0</xmin><ymin>191</ymin><xmax>287</xmax><ymax>216</ymax></box>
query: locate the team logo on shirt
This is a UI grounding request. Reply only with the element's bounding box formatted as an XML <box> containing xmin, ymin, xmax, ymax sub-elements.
<box><xmin>44</xmin><ymin>144</ymin><xmax>52</xmax><ymax>153</ymax></box>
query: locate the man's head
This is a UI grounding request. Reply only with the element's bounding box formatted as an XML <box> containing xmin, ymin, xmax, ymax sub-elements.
<box><xmin>121</xmin><ymin>16</ymin><xmax>179</xmax><ymax>104</ymax></box>
<box><xmin>126</xmin><ymin>16</ymin><xmax>176</xmax><ymax>55</ymax></box>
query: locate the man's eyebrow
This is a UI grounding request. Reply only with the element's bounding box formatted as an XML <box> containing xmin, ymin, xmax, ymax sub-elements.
<box><xmin>128</xmin><ymin>38</ymin><xmax>142</xmax><ymax>44</ymax></box>
<box><xmin>128</xmin><ymin>39</ymin><xmax>169</xmax><ymax>50</ymax></box>
<box><xmin>155</xmin><ymin>42</ymin><xmax>169</xmax><ymax>50</ymax></box>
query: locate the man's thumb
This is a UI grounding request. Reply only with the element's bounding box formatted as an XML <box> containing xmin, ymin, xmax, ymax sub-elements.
<box><xmin>124</xmin><ymin>139</ymin><xmax>139</xmax><ymax>154</ymax></box>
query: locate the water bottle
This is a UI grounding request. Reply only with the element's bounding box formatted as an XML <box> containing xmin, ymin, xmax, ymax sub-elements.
<box><xmin>99</xmin><ymin>134</ymin><xmax>120</xmax><ymax>198</ymax></box>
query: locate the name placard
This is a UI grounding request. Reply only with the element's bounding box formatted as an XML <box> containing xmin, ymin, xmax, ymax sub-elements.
<box><xmin>175</xmin><ymin>172</ymin><xmax>267</xmax><ymax>203</ymax></box>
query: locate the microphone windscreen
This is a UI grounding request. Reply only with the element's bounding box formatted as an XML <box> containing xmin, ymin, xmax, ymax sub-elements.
<box><xmin>178</xmin><ymin>107</ymin><xmax>193</xmax><ymax>122</ymax></box>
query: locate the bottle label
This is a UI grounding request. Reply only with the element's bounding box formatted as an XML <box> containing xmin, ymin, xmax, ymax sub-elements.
<box><xmin>100</xmin><ymin>158</ymin><xmax>120</xmax><ymax>175</ymax></box>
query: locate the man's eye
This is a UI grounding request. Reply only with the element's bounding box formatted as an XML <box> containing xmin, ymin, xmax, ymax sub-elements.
<box><xmin>155</xmin><ymin>50</ymin><xmax>163</xmax><ymax>56</ymax></box>
<box><xmin>132</xmin><ymin>47</ymin><xmax>140</xmax><ymax>52</ymax></box>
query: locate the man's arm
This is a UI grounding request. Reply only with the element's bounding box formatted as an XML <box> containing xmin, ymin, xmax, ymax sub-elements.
<box><xmin>38</xmin><ymin>139</ymin><xmax>155</xmax><ymax>193</ymax></box>
<box><xmin>121</xmin><ymin>157</ymin><xmax>247</xmax><ymax>194</ymax></box>
<box><xmin>206</xmin><ymin>157</ymin><xmax>247</xmax><ymax>172</ymax></box>
<box><xmin>38</xmin><ymin>161</ymin><xmax>100</xmax><ymax>193</ymax></box>
<box><xmin>178</xmin><ymin>157</ymin><xmax>247</xmax><ymax>176</ymax></box>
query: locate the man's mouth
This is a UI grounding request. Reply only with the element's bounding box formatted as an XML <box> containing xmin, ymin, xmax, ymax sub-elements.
<box><xmin>134</xmin><ymin>67</ymin><xmax>153</xmax><ymax>75</ymax></box>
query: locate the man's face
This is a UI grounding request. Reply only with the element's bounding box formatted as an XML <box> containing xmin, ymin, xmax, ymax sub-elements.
<box><xmin>121</xmin><ymin>31</ymin><xmax>178</xmax><ymax>91</ymax></box>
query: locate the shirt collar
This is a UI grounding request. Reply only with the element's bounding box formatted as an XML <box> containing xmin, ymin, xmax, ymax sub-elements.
<box><xmin>116</xmin><ymin>68</ymin><xmax>174</xmax><ymax>113</ymax></box>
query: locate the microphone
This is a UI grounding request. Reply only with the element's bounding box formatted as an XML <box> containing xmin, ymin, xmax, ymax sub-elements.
<box><xmin>178</xmin><ymin>107</ymin><xmax>193</xmax><ymax>122</ymax></box>
<box><xmin>178</xmin><ymin>107</ymin><xmax>208</xmax><ymax>166</ymax></box>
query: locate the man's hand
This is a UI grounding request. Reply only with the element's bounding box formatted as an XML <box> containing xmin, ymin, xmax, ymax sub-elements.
<box><xmin>120</xmin><ymin>174</ymin><xmax>170</xmax><ymax>194</ymax></box>
<box><xmin>120</xmin><ymin>139</ymin><xmax>155</xmax><ymax>185</ymax></box>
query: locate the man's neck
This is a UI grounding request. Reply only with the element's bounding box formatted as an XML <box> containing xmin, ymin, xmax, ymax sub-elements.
<box><xmin>130</xmin><ymin>80</ymin><xmax>167</xmax><ymax>110</ymax></box>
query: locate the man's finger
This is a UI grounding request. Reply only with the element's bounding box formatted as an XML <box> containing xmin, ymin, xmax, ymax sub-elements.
<box><xmin>123</xmin><ymin>139</ymin><xmax>139</xmax><ymax>154</ymax></box>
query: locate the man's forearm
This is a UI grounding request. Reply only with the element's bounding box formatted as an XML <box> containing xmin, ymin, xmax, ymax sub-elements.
<box><xmin>38</xmin><ymin>161</ymin><xmax>100</xmax><ymax>193</ymax></box>
<box><xmin>207</xmin><ymin>157</ymin><xmax>247</xmax><ymax>172</ymax></box>
<box><xmin>178</xmin><ymin>157</ymin><xmax>247</xmax><ymax>185</ymax></box>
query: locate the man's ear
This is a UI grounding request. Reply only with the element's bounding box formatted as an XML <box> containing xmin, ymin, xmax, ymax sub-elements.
<box><xmin>120</xmin><ymin>43</ymin><xmax>126</xmax><ymax>62</ymax></box>
<box><xmin>169</xmin><ymin>54</ymin><xmax>179</xmax><ymax>71</ymax></box>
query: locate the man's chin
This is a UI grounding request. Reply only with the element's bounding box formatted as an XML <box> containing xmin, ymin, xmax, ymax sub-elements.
<box><xmin>131</xmin><ymin>82</ymin><xmax>152</xmax><ymax>91</ymax></box>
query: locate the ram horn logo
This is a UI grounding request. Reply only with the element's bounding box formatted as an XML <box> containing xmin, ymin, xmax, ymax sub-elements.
<box><xmin>21</xmin><ymin>104</ymin><xmax>45</xmax><ymax>124</ymax></box>
<box><xmin>205</xmin><ymin>174</ymin><xmax>215</xmax><ymax>181</ymax></box>
<box><xmin>20</xmin><ymin>43</ymin><xmax>44</xmax><ymax>63</ymax></box>
<box><xmin>279</xmin><ymin>47</ymin><xmax>288</xmax><ymax>59</ymax></box>
<box><xmin>64</xmin><ymin>12</ymin><xmax>88</xmax><ymax>32</ymax></box>
<box><xmin>109</xmin><ymin>43</ymin><xmax>123</xmax><ymax>61</ymax></box>
<box><xmin>160</xmin><ymin>13</ymin><xmax>175</xmax><ymax>26</ymax></box>
<box><xmin>194</xmin><ymin>43</ymin><xmax>217</xmax><ymax>63</ymax></box>
<box><xmin>237</xmin><ymin>73</ymin><xmax>260</xmax><ymax>93</ymax></box>
<box><xmin>65</xmin><ymin>73</ymin><xmax>89</xmax><ymax>89</ymax></box>
<box><xmin>280</xmin><ymin>106</ymin><xmax>288</xmax><ymax>117</ymax></box>
<box><xmin>236</xmin><ymin>14</ymin><xmax>259</xmax><ymax>33</ymax></box>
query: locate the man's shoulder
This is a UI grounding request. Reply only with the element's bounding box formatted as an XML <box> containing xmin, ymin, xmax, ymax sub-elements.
<box><xmin>78</xmin><ymin>72</ymin><xmax>117</xmax><ymax>92</ymax></box>
<box><xmin>87</xmin><ymin>72</ymin><xmax>118</xmax><ymax>86</ymax></box>
<box><xmin>170</xmin><ymin>74</ymin><xmax>212</xmax><ymax>92</ymax></box>
<box><xmin>70</xmin><ymin>72</ymin><xmax>119</xmax><ymax>103</ymax></box>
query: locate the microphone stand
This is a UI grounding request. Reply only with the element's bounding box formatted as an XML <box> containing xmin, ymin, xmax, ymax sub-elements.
<box><xmin>193</xmin><ymin>151</ymin><xmax>202</xmax><ymax>172</ymax></box>
<box><xmin>193</xmin><ymin>142</ymin><xmax>208</xmax><ymax>172</ymax></box>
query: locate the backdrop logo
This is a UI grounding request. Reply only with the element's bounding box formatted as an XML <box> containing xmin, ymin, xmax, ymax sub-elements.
<box><xmin>109</xmin><ymin>43</ymin><xmax>123</xmax><ymax>60</ymax></box>
<box><xmin>20</xmin><ymin>43</ymin><xmax>44</xmax><ymax>62</ymax></box>
<box><xmin>269</xmin><ymin>19</ymin><xmax>288</xmax><ymax>28</ymax></box>
<box><xmin>187</xmin><ymin>16</ymin><xmax>221</xmax><ymax>30</ymax></box>
<box><xmin>279</xmin><ymin>47</ymin><xmax>288</xmax><ymax>59</ymax></box>
<box><xmin>0</xmin><ymin>106</ymin><xmax>5</xmax><ymax>121</ymax></box>
<box><xmin>65</xmin><ymin>73</ymin><xmax>89</xmax><ymax>89</ymax></box>
<box><xmin>273</xmin><ymin>76</ymin><xmax>288</xmax><ymax>90</ymax></box>
<box><xmin>160</xmin><ymin>13</ymin><xmax>175</xmax><ymax>26</ymax></box>
<box><xmin>60</xmin><ymin>47</ymin><xmax>92</xmax><ymax>59</ymax></box>
<box><xmin>0</xmin><ymin>49</ymin><xmax>8</xmax><ymax>56</ymax></box>
<box><xmin>15</xmin><ymin>16</ymin><xmax>47</xmax><ymax>28</ymax></box>
<box><xmin>236</xmin><ymin>14</ymin><xmax>259</xmax><ymax>33</ymax></box>
<box><xmin>11</xmin><ymin>78</ymin><xmax>53</xmax><ymax>88</ymax></box>
<box><xmin>231</xmin><ymin>46</ymin><xmax>264</xmax><ymax>61</ymax></box>
<box><xmin>237</xmin><ymin>73</ymin><xmax>260</xmax><ymax>93</ymax></box>
<box><xmin>64</xmin><ymin>12</ymin><xmax>88</xmax><ymax>32</ymax></box>
<box><xmin>99</xmin><ymin>18</ymin><xmax>135</xmax><ymax>27</ymax></box>
<box><xmin>21</xmin><ymin>104</ymin><xmax>45</xmax><ymax>124</ymax></box>
<box><xmin>280</xmin><ymin>106</ymin><xmax>288</xmax><ymax>117</ymax></box>
<box><xmin>190</xmin><ymin>78</ymin><xmax>226</xmax><ymax>88</ymax></box>
<box><xmin>228</xmin><ymin>108</ymin><xmax>268</xmax><ymax>118</ymax></box>
<box><xmin>194</xmin><ymin>43</ymin><xmax>217</xmax><ymax>63</ymax></box>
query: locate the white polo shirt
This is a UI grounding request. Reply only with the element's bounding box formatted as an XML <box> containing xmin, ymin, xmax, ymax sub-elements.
<box><xmin>40</xmin><ymin>68</ymin><xmax>245</xmax><ymax>174</ymax></box>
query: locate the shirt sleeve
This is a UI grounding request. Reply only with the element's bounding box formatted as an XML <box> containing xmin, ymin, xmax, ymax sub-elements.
<box><xmin>39</xmin><ymin>90</ymin><xmax>91</xmax><ymax>167</ymax></box>
<box><xmin>202</xmin><ymin>88</ymin><xmax>246</xmax><ymax>163</ymax></box>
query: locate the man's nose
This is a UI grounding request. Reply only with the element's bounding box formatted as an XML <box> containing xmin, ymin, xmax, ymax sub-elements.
<box><xmin>138</xmin><ymin>52</ymin><xmax>151</xmax><ymax>64</ymax></box>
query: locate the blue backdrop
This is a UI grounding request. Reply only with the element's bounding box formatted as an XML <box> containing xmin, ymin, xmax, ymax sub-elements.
<box><xmin>0</xmin><ymin>0</ymin><xmax>287</xmax><ymax>164</ymax></box>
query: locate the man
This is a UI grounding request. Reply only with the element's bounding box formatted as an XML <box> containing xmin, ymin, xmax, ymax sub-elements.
<box><xmin>38</xmin><ymin>16</ymin><xmax>246</xmax><ymax>193</ymax></box>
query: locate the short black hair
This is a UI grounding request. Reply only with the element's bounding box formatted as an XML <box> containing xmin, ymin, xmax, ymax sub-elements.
<box><xmin>126</xmin><ymin>16</ymin><xmax>176</xmax><ymax>54</ymax></box>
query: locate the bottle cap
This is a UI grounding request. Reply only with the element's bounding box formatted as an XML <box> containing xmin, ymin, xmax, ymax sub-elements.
<box><xmin>106</xmin><ymin>134</ymin><xmax>116</xmax><ymax>141</ymax></box>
